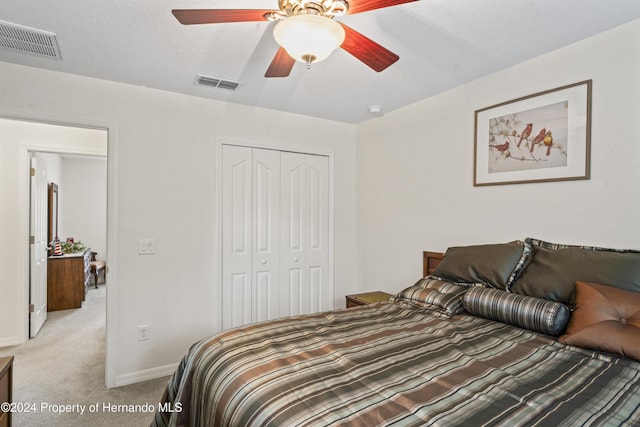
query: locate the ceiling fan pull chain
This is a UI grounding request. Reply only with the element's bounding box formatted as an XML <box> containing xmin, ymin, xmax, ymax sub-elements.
<box><xmin>303</xmin><ymin>54</ymin><xmax>316</xmax><ymax>69</ymax></box>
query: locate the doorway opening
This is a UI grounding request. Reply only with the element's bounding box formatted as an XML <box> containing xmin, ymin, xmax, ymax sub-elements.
<box><xmin>0</xmin><ymin>116</ymin><xmax>111</xmax><ymax>385</ymax></box>
<box><xmin>30</xmin><ymin>151</ymin><xmax>107</xmax><ymax>335</ymax></box>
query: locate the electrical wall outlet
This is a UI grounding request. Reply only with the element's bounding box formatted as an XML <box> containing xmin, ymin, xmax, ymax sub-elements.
<box><xmin>138</xmin><ymin>238</ymin><xmax>155</xmax><ymax>255</ymax></box>
<box><xmin>138</xmin><ymin>325</ymin><xmax>149</xmax><ymax>341</ymax></box>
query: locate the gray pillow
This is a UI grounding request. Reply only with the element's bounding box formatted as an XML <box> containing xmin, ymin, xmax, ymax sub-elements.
<box><xmin>432</xmin><ymin>242</ymin><xmax>529</xmax><ymax>290</ymax></box>
<box><xmin>463</xmin><ymin>287</ymin><xmax>570</xmax><ymax>336</ymax></box>
<box><xmin>510</xmin><ymin>246</ymin><xmax>640</xmax><ymax>306</ymax></box>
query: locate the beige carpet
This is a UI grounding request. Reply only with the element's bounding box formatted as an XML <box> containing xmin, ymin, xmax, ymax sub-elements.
<box><xmin>0</xmin><ymin>285</ymin><xmax>170</xmax><ymax>426</ymax></box>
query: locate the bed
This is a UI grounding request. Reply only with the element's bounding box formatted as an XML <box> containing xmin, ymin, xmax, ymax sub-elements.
<box><xmin>153</xmin><ymin>238</ymin><xmax>640</xmax><ymax>426</ymax></box>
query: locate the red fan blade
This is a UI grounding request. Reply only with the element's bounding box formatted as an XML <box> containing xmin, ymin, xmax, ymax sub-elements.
<box><xmin>172</xmin><ymin>9</ymin><xmax>273</xmax><ymax>25</ymax></box>
<box><xmin>347</xmin><ymin>0</ymin><xmax>419</xmax><ymax>15</ymax></box>
<box><xmin>265</xmin><ymin>47</ymin><xmax>296</xmax><ymax>78</ymax></box>
<box><xmin>339</xmin><ymin>24</ymin><xmax>399</xmax><ymax>72</ymax></box>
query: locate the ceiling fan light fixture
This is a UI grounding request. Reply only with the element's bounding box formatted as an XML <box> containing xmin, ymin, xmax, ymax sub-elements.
<box><xmin>273</xmin><ymin>14</ymin><xmax>345</xmax><ymax>65</ymax></box>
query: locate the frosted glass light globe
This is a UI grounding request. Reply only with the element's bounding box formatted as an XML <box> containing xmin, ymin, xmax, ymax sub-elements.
<box><xmin>274</xmin><ymin>15</ymin><xmax>345</xmax><ymax>64</ymax></box>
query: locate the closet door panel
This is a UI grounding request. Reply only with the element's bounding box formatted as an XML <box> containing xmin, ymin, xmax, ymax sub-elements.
<box><xmin>309</xmin><ymin>266</ymin><xmax>322</xmax><ymax>313</ymax></box>
<box><xmin>255</xmin><ymin>271</ymin><xmax>273</xmax><ymax>322</ymax></box>
<box><xmin>306</xmin><ymin>154</ymin><xmax>330</xmax><ymax>313</ymax></box>
<box><xmin>281</xmin><ymin>152</ymin><xmax>330</xmax><ymax>316</ymax></box>
<box><xmin>287</xmin><ymin>165</ymin><xmax>304</xmax><ymax>252</ymax></box>
<box><xmin>230</xmin><ymin>273</ymin><xmax>252</xmax><ymax>328</ymax></box>
<box><xmin>288</xmin><ymin>268</ymin><xmax>302</xmax><ymax>315</ymax></box>
<box><xmin>281</xmin><ymin>153</ymin><xmax>307</xmax><ymax>317</ymax></box>
<box><xmin>252</xmin><ymin>149</ymin><xmax>280</xmax><ymax>323</ymax></box>
<box><xmin>222</xmin><ymin>145</ymin><xmax>253</xmax><ymax>329</ymax></box>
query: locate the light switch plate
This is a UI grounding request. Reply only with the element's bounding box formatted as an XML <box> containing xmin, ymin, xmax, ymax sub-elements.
<box><xmin>138</xmin><ymin>238</ymin><xmax>155</xmax><ymax>255</ymax></box>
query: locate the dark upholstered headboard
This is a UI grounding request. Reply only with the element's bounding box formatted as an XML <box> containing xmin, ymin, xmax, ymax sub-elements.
<box><xmin>423</xmin><ymin>251</ymin><xmax>444</xmax><ymax>277</ymax></box>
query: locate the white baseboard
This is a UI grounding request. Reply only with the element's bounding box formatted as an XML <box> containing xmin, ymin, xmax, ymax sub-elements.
<box><xmin>0</xmin><ymin>336</ymin><xmax>23</xmax><ymax>348</ymax></box>
<box><xmin>114</xmin><ymin>363</ymin><xmax>178</xmax><ymax>387</ymax></box>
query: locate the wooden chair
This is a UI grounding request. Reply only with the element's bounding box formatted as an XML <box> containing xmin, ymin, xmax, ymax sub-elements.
<box><xmin>89</xmin><ymin>252</ymin><xmax>106</xmax><ymax>288</ymax></box>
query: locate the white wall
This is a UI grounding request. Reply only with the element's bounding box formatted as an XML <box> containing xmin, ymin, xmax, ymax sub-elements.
<box><xmin>0</xmin><ymin>62</ymin><xmax>357</xmax><ymax>386</ymax></box>
<box><xmin>61</xmin><ymin>156</ymin><xmax>108</xmax><ymax>258</ymax></box>
<box><xmin>25</xmin><ymin>152</ymin><xmax>107</xmax><ymax>256</ymax></box>
<box><xmin>356</xmin><ymin>19</ymin><xmax>640</xmax><ymax>295</ymax></box>
<box><xmin>38</xmin><ymin>153</ymin><xmax>63</xmax><ymax>193</ymax></box>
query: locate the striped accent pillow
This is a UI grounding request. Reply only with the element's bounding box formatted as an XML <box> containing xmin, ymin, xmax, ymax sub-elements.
<box><xmin>463</xmin><ymin>287</ymin><xmax>570</xmax><ymax>336</ymax></box>
<box><xmin>394</xmin><ymin>277</ymin><xmax>469</xmax><ymax>317</ymax></box>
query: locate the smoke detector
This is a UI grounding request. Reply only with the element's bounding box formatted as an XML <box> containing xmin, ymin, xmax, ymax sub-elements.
<box><xmin>368</xmin><ymin>105</ymin><xmax>383</xmax><ymax>117</ymax></box>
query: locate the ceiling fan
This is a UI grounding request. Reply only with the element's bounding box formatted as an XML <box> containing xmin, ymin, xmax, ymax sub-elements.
<box><xmin>172</xmin><ymin>0</ymin><xmax>418</xmax><ymax>78</ymax></box>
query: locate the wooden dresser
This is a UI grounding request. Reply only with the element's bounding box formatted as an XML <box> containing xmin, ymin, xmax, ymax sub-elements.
<box><xmin>47</xmin><ymin>249</ymin><xmax>91</xmax><ymax>311</ymax></box>
<box><xmin>0</xmin><ymin>356</ymin><xmax>13</xmax><ymax>427</ymax></box>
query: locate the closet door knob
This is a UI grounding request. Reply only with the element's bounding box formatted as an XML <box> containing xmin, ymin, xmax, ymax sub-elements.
<box><xmin>261</xmin><ymin>259</ymin><xmax>267</xmax><ymax>265</ymax></box>
<box><xmin>293</xmin><ymin>257</ymin><xmax>299</xmax><ymax>262</ymax></box>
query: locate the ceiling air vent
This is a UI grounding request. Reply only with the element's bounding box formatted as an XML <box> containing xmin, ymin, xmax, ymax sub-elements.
<box><xmin>0</xmin><ymin>20</ymin><xmax>62</xmax><ymax>60</ymax></box>
<box><xmin>195</xmin><ymin>74</ymin><xmax>239</xmax><ymax>91</ymax></box>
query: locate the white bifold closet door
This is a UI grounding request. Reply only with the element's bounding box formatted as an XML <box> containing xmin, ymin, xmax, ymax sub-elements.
<box><xmin>222</xmin><ymin>145</ymin><xmax>330</xmax><ymax>330</ymax></box>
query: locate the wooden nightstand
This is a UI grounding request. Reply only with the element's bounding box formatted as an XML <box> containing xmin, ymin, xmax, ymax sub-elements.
<box><xmin>0</xmin><ymin>356</ymin><xmax>13</xmax><ymax>427</ymax></box>
<box><xmin>346</xmin><ymin>291</ymin><xmax>393</xmax><ymax>308</ymax></box>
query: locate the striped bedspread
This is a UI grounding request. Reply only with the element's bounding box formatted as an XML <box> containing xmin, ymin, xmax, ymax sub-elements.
<box><xmin>153</xmin><ymin>303</ymin><xmax>640</xmax><ymax>427</ymax></box>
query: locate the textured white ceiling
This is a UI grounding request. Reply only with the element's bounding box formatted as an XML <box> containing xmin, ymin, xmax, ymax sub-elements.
<box><xmin>2</xmin><ymin>0</ymin><xmax>640</xmax><ymax>123</ymax></box>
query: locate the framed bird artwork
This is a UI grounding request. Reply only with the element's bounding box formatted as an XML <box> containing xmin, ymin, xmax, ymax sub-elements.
<box><xmin>473</xmin><ymin>80</ymin><xmax>591</xmax><ymax>186</ymax></box>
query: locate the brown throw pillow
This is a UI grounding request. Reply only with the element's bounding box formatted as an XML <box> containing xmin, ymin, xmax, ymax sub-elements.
<box><xmin>559</xmin><ymin>281</ymin><xmax>640</xmax><ymax>362</ymax></box>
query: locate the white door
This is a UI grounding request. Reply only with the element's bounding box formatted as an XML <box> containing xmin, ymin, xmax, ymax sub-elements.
<box><xmin>222</xmin><ymin>146</ymin><xmax>281</xmax><ymax>329</ymax></box>
<box><xmin>221</xmin><ymin>145</ymin><xmax>330</xmax><ymax>330</ymax></box>
<box><xmin>29</xmin><ymin>154</ymin><xmax>48</xmax><ymax>337</ymax></box>
<box><xmin>280</xmin><ymin>152</ymin><xmax>330</xmax><ymax>316</ymax></box>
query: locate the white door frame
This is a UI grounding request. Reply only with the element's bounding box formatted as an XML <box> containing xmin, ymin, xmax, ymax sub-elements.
<box><xmin>215</xmin><ymin>138</ymin><xmax>335</xmax><ymax>334</ymax></box>
<box><xmin>1</xmin><ymin>109</ymin><xmax>119</xmax><ymax>388</ymax></box>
